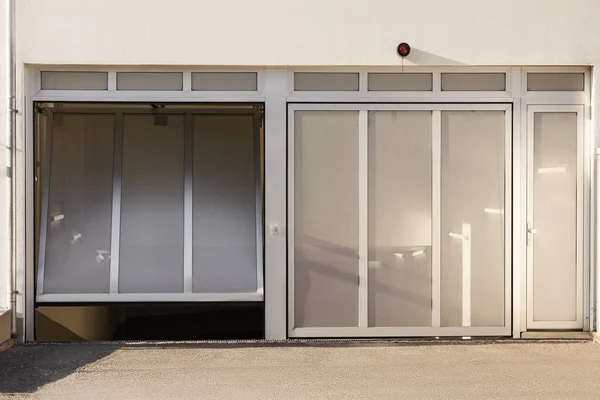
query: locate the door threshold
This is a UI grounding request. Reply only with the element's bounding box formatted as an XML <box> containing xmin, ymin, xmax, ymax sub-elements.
<box><xmin>521</xmin><ymin>331</ymin><xmax>591</xmax><ymax>340</ymax></box>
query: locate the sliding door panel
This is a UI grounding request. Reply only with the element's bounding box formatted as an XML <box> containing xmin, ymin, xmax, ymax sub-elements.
<box><xmin>293</xmin><ymin>111</ymin><xmax>360</xmax><ymax>328</ymax></box>
<box><xmin>440</xmin><ymin>111</ymin><xmax>506</xmax><ymax>328</ymax></box>
<box><xmin>367</xmin><ymin>111</ymin><xmax>432</xmax><ymax>327</ymax></box>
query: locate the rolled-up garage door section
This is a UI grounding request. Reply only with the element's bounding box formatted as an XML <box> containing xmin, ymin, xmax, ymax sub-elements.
<box><xmin>36</xmin><ymin>107</ymin><xmax>263</xmax><ymax>302</ymax></box>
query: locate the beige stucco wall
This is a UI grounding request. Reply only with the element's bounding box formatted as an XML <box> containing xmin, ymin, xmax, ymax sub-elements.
<box><xmin>14</xmin><ymin>0</ymin><xmax>600</xmax><ymax>67</ymax></box>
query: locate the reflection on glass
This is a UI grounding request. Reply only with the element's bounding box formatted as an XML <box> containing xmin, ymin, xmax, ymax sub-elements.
<box><xmin>44</xmin><ymin>114</ymin><xmax>115</xmax><ymax>294</ymax></box>
<box><xmin>294</xmin><ymin>111</ymin><xmax>359</xmax><ymax>328</ymax></box>
<box><xmin>441</xmin><ymin>111</ymin><xmax>505</xmax><ymax>327</ymax></box>
<box><xmin>367</xmin><ymin>111</ymin><xmax>432</xmax><ymax>327</ymax></box>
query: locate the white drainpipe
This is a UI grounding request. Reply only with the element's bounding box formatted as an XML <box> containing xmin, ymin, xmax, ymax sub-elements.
<box><xmin>7</xmin><ymin>0</ymin><xmax>17</xmax><ymax>337</ymax></box>
<box><xmin>596</xmin><ymin>147</ymin><xmax>600</xmax><ymax>333</ymax></box>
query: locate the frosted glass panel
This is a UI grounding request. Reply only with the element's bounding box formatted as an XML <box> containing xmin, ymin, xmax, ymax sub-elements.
<box><xmin>367</xmin><ymin>111</ymin><xmax>432</xmax><ymax>327</ymax></box>
<box><xmin>119</xmin><ymin>115</ymin><xmax>185</xmax><ymax>293</ymax></box>
<box><xmin>192</xmin><ymin>72</ymin><xmax>257</xmax><ymax>91</ymax></box>
<box><xmin>294</xmin><ymin>111</ymin><xmax>359</xmax><ymax>327</ymax></box>
<box><xmin>527</xmin><ymin>73</ymin><xmax>584</xmax><ymax>91</ymax></box>
<box><xmin>41</xmin><ymin>72</ymin><xmax>108</xmax><ymax>90</ymax></box>
<box><xmin>117</xmin><ymin>72</ymin><xmax>183</xmax><ymax>91</ymax></box>
<box><xmin>43</xmin><ymin>114</ymin><xmax>114</xmax><ymax>293</ymax></box>
<box><xmin>532</xmin><ymin>113</ymin><xmax>578</xmax><ymax>321</ymax></box>
<box><xmin>192</xmin><ymin>115</ymin><xmax>258</xmax><ymax>293</ymax></box>
<box><xmin>368</xmin><ymin>73</ymin><xmax>433</xmax><ymax>91</ymax></box>
<box><xmin>441</xmin><ymin>111</ymin><xmax>505</xmax><ymax>327</ymax></box>
<box><xmin>294</xmin><ymin>73</ymin><xmax>359</xmax><ymax>91</ymax></box>
<box><xmin>441</xmin><ymin>73</ymin><xmax>506</xmax><ymax>91</ymax></box>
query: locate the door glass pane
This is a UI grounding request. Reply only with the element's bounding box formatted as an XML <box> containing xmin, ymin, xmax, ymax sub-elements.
<box><xmin>294</xmin><ymin>111</ymin><xmax>359</xmax><ymax>328</ymax></box>
<box><xmin>441</xmin><ymin>111</ymin><xmax>505</xmax><ymax>327</ymax></box>
<box><xmin>119</xmin><ymin>115</ymin><xmax>185</xmax><ymax>293</ymax></box>
<box><xmin>43</xmin><ymin>114</ymin><xmax>114</xmax><ymax>294</ymax></box>
<box><xmin>192</xmin><ymin>115</ymin><xmax>258</xmax><ymax>293</ymax></box>
<box><xmin>532</xmin><ymin>112</ymin><xmax>578</xmax><ymax>322</ymax></box>
<box><xmin>368</xmin><ymin>111</ymin><xmax>432</xmax><ymax>327</ymax></box>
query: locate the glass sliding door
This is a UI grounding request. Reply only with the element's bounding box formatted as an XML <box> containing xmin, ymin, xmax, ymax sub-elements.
<box><xmin>288</xmin><ymin>104</ymin><xmax>511</xmax><ymax>337</ymax></box>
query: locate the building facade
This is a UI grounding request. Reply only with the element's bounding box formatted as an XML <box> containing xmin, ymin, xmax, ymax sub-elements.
<box><xmin>2</xmin><ymin>0</ymin><xmax>600</xmax><ymax>342</ymax></box>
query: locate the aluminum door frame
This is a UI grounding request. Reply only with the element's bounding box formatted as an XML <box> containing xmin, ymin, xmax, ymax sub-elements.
<box><xmin>526</xmin><ymin>104</ymin><xmax>585</xmax><ymax>330</ymax></box>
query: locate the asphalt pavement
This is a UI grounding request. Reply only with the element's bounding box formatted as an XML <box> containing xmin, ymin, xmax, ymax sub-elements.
<box><xmin>1</xmin><ymin>340</ymin><xmax>599</xmax><ymax>399</ymax></box>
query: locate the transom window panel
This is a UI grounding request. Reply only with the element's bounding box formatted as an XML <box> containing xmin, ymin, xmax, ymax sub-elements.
<box><xmin>192</xmin><ymin>72</ymin><xmax>258</xmax><ymax>91</ymax></box>
<box><xmin>293</xmin><ymin>111</ymin><xmax>360</xmax><ymax>328</ymax></box>
<box><xmin>367</xmin><ymin>73</ymin><xmax>433</xmax><ymax>91</ymax></box>
<box><xmin>117</xmin><ymin>72</ymin><xmax>183</xmax><ymax>91</ymax></box>
<box><xmin>43</xmin><ymin>114</ymin><xmax>115</xmax><ymax>294</ymax></box>
<box><xmin>192</xmin><ymin>115</ymin><xmax>258</xmax><ymax>293</ymax></box>
<box><xmin>441</xmin><ymin>73</ymin><xmax>506</xmax><ymax>91</ymax></box>
<box><xmin>119</xmin><ymin>115</ymin><xmax>185</xmax><ymax>293</ymax></box>
<box><xmin>41</xmin><ymin>72</ymin><xmax>108</xmax><ymax>90</ymax></box>
<box><xmin>294</xmin><ymin>73</ymin><xmax>360</xmax><ymax>91</ymax></box>
<box><xmin>527</xmin><ymin>73</ymin><xmax>585</xmax><ymax>91</ymax></box>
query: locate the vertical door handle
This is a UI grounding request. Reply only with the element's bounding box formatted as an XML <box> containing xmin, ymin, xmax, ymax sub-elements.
<box><xmin>527</xmin><ymin>223</ymin><xmax>536</xmax><ymax>246</ymax></box>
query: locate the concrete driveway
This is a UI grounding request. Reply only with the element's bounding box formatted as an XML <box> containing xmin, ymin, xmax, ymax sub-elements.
<box><xmin>1</xmin><ymin>340</ymin><xmax>600</xmax><ymax>399</ymax></box>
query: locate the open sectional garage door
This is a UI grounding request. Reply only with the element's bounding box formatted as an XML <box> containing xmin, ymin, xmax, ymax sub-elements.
<box><xmin>35</xmin><ymin>104</ymin><xmax>264</xmax><ymax>303</ymax></box>
<box><xmin>288</xmin><ymin>103</ymin><xmax>512</xmax><ymax>337</ymax></box>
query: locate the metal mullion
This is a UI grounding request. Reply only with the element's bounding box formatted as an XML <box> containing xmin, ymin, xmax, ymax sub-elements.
<box><xmin>358</xmin><ymin>110</ymin><xmax>369</xmax><ymax>328</ymax></box>
<box><xmin>576</xmin><ymin>107</ymin><xmax>585</xmax><ymax>326</ymax></box>
<box><xmin>36</xmin><ymin>111</ymin><xmax>54</xmax><ymax>296</ymax></box>
<box><xmin>504</xmin><ymin>107</ymin><xmax>513</xmax><ymax>332</ymax></box>
<box><xmin>109</xmin><ymin>113</ymin><xmax>123</xmax><ymax>294</ymax></box>
<box><xmin>287</xmin><ymin>106</ymin><xmax>296</xmax><ymax>334</ymax></box>
<box><xmin>183</xmin><ymin>114</ymin><xmax>193</xmax><ymax>293</ymax></box>
<box><xmin>107</xmin><ymin>72</ymin><xmax>117</xmax><ymax>91</ymax></box>
<box><xmin>431</xmin><ymin>110</ymin><xmax>442</xmax><ymax>328</ymax></box>
<box><xmin>254</xmin><ymin>113</ymin><xmax>264</xmax><ymax>295</ymax></box>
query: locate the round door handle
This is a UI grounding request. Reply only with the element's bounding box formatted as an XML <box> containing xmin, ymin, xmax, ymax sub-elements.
<box><xmin>528</xmin><ymin>228</ymin><xmax>538</xmax><ymax>234</ymax></box>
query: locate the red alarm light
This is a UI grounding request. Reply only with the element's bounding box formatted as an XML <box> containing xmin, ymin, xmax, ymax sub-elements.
<box><xmin>397</xmin><ymin>42</ymin><xmax>411</xmax><ymax>58</ymax></box>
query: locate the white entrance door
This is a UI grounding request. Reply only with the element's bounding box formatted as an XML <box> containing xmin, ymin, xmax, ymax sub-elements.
<box><xmin>288</xmin><ymin>103</ymin><xmax>512</xmax><ymax>337</ymax></box>
<box><xmin>526</xmin><ymin>105</ymin><xmax>584</xmax><ymax>330</ymax></box>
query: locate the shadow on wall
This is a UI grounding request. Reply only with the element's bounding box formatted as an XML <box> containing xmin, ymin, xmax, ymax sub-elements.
<box><xmin>0</xmin><ymin>343</ymin><xmax>119</xmax><ymax>395</ymax></box>
<box><xmin>407</xmin><ymin>48</ymin><xmax>467</xmax><ymax>66</ymax></box>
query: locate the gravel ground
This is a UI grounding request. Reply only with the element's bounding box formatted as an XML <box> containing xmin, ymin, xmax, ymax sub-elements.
<box><xmin>1</xmin><ymin>340</ymin><xmax>600</xmax><ymax>399</ymax></box>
